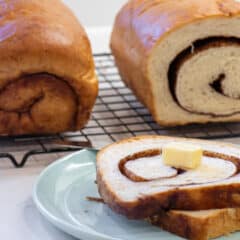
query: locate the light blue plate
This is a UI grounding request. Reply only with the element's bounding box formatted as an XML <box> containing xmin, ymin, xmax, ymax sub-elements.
<box><xmin>33</xmin><ymin>149</ymin><xmax>239</xmax><ymax>240</ymax></box>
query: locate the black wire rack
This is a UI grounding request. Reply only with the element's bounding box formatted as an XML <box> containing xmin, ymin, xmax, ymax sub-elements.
<box><xmin>1</xmin><ymin>53</ymin><xmax>240</xmax><ymax>168</ymax></box>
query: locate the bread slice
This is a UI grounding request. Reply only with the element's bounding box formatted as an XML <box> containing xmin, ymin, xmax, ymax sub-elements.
<box><xmin>111</xmin><ymin>0</ymin><xmax>240</xmax><ymax>126</ymax></box>
<box><xmin>148</xmin><ymin>208</ymin><xmax>240</xmax><ymax>240</ymax></box>
<box><xmin>97</xmin><ymin>136</ymin><xmax>240</xmax><ymax>219</ymax></box>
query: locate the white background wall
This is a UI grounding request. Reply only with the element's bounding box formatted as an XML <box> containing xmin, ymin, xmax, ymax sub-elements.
<box><xmin>63</xmin><ymin>0</ymin><xmax>127</xmax><ymax>27</ymax></box>
<box><xmin>62</xmin><ymin>0</ymin><xmax>128</xmax><ymax>52</ymax></box>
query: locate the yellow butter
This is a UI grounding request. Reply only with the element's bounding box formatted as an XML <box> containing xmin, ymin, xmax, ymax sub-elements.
<box><xmin>162</xmin><ymin>142</ymin><xmax>202</xmax><ymax>170</ymax></box>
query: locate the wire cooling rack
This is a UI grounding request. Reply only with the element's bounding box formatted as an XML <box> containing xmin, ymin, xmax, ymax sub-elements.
<box><xmin>2</xmin><ymin>53</ymin><xmax>240</xmax><ymax>168</ymax></box>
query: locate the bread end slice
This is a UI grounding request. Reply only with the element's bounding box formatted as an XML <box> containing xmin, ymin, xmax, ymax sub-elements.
<box><xmin>148</xmin><ymin>208</ymin><xmax>240</xmax><ymax>240</ymax></box>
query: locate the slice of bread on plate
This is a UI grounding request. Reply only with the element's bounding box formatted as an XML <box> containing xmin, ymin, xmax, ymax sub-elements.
<box><xmin>148</xmin><ymin>208</ymin><xmax>240</xmax><ymax>240</ymax></box>
<box><xmin>96</xmin><ymin>136</ymin><xmax>240</xmax><ymax>219</ymax></box>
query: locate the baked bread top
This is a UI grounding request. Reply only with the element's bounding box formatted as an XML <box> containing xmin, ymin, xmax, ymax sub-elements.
<box><xmin>112</xmin><ymin>0</ymin><xmax>240</xmax><ymax>53</ymax></box>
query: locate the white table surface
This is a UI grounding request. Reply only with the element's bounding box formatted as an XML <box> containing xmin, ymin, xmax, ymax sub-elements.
<box><xmin>0</xmin><ymin>168</ymin><xmax>77</xmax><ymax>240</ymax></box>
<box><xmin>2</xmin><ymin>1</ymin><xmax>240</xmax><ymax>239</ymax></box>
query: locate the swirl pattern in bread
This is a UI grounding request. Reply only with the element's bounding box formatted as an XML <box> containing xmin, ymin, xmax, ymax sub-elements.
<box><xmin>97</xmin><ymin>136</ymin><xmax>240</xmax><ymax>219</ymax></box>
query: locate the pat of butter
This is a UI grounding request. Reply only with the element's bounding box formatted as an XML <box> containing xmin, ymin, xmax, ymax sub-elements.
<box><xmin>163</xmin><ymin>143</ymin><xmax>202</xmax><ymax>170</ymax></box>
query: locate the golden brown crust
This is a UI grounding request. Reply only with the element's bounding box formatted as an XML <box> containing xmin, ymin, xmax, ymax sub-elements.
<box><xmin>0</xmin><ymin>0</ymin><xmax>98</xmax><ymax>135</ymax></box>
<box><xmin>110</xmin><ymin>0</ymin><xmax>240</xmax><ymax>126</ymax></box>
<box><xmin>97</xmin><ymin>136</ymin><xmax>240</xmax><ymax>219</ymax></box>
<box><xmin>98</xmin><ymin>175</ymin><xmax>240</xmax><ymax>219</ymax></box>
<box><xmin>149</xmin><ymin>210</ymin><xmax>207</xmax><ymax>240</ymax></box>
<box><xmin>149</xmin><ymin>208</ymin><xmax>240</xmax><ymax>240</ymax></box>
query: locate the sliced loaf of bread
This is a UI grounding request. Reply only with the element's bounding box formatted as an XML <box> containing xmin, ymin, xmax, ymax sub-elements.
<box><xmin>111</xmin><ymin>0</ymin><xmax>240</xmax><ymax>126</ymax></box>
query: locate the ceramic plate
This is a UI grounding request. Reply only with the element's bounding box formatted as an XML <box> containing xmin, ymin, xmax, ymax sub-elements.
<box><xmin>33</xmin><ymin>149</ymin><xmax>239</xmax><ymax>240</ymax></box>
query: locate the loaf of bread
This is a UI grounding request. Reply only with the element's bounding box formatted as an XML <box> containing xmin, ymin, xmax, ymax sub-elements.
<box><xmin>0</xmin><ymin>0</ymin><xmax>98</xmax><ymax>135</ymax></box>
<box><xmin>111</xmin><ymin>0</ymin><xmax>240</xmax><ymax>126</ymax></box>
<box><xmin>97</xmin><ymin>136</ymin><xmax>240</xmax><ymax>219</ymax></box>
<box><xmin>148</xmin><ymin>208</ymin><xmax>240</xmax><ymax>240</ymax></box>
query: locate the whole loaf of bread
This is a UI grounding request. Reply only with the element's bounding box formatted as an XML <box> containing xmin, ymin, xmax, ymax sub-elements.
<box><xmin>0</xmin><ymin>0</ymin><xmax>98</xmax><ymax>135</ymax></box>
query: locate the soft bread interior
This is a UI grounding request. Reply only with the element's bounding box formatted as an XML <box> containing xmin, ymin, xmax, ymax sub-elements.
<box><xmin>149</xmin><ymin>17</ymin><xmax>240</xmax><ymax>125</ymax></box>
<box><xmin>125</xmin><ymin>155</ymin><xmax>178</xmax><ymax>181</ymax></box>
<box><xmin>124</xmin><ymin>153</ymin><xmax>236</xmax><ymax>185</ymax></box>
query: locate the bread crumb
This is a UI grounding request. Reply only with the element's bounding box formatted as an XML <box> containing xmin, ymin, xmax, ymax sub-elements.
<box><xmin>86</xmin><ymin>197</ymin><xmax>105</xmax><ymax>203</ymax></box>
